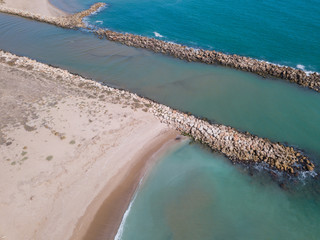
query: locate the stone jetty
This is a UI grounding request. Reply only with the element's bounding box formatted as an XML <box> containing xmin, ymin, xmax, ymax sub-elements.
<box><xmin>96</xmin><ymin>29</ymin><xmax>320</xmax><ymax>92</ymax></box>
<box><xmin>1</xmin><ymin>2</ymin><xmax>319</xmax><ymax>92</ymax></box>
<box><xmin>150</xmin><ymin>105</ymin><xmax>315</xmax><ymax>174</ymax></box>
<box><xmin>0</xmin><ymin>50</ymin><xmax>315</xmax><ymax>175</ymax></box>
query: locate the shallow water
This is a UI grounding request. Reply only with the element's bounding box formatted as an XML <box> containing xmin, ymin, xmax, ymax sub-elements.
<box><xmin>118</xmin><ymin>143</ymin><xmax>320</xmax><ymax>240</ymax></box>
<box><xmin>0</xmin><ymin>9</ymin><xmax>320</xmax><ymax>240</ymax></box>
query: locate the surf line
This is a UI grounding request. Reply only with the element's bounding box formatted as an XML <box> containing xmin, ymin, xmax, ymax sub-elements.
<box><xmin>0</xmin><ymin>2</ymin><xmax>319</xmax><ymax>93</ymax></box>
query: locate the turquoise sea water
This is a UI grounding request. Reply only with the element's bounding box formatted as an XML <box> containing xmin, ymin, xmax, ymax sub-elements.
<box><xmin>86</xmin><ymin>0</ymin><xmax>320</xmax><ymax>72</ymax></box>
<box><xmin>1</xmin><ymin>0</ymin><xmax>320</xmax><ymax>238</ymax></box>
<box><xmin>117</xmin><ymin>143</ymin><xmax>320</xmax><ymax>240</ymax></box>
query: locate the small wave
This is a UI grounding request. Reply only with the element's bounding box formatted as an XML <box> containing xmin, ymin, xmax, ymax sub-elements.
<box><xmin>296</xmin><ymin>64</ymin><xmax>315</xmax><ymax>76</ymax></box>
<box><xmin>251</xmin><ymin>161</ymin><xmax>318</xmax><ymax>183</ymax></box>
<box><xmin>90</xmin><ymin>4</ymin><xmax>108</xmax><ymax>16</ymax></box>
<box><xmin>160</xmin><ymin>40</ymin><xmax>319</xmax><ymax>75</ymax></box>
<box><xmin>114</xmin><ymin>176</ymin><xmax>145</xmax><ymax>240</ymax></box>
<box><xmin>153</xmin><ymin>32</ymin><xmax>164</xmax><ymax>38</ymax></box>
<box><xmin>87</xmin><ymin>21</ymin><xmax>320</xmax><ymax>76</ymax></box>
<box><xmin>298</xmin><ymin>170</ymin><xmax>318</xmax><ymax>182</ymax></box>
<box><xmin>114</xmin><ymin>195</ymin><xmax>136</xmax><ymax>240</ymax></box>
<box><xmin>258</xmin><ymin>60</ymin><xmax>319</xmax><ymax>76</ymax></box>
<box><xmin>82</xmin><ymin>20</ymin><xmax>96</xmax><ymax>32</ymax></box>
<box><xmin>297</xmin><ymin>64</ymin><xmax>306</xmax><ymax>71</ymax></box>
<box><xmin>82</xmin><ymin>4</ymin><xmax>108</xmax><ymax>30</ymax></box>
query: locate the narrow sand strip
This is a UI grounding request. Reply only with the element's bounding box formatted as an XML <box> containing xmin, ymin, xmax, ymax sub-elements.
<box><xmin>0</xmin><ymin>53</ymin><xmax>179</xmax><ymax>240</ymax></box>
<box><xmin>0</xmin><ymin>0</ymin><xmax>66</xmax><ymax>17</ymax></box>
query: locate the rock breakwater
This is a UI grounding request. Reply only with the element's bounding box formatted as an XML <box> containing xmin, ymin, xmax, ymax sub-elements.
<box><xmin>0</xmin><ymin>50</ymin><xmax>315</xmax><ymax>175</ymax></box>
<box><xmin>96</xmin><ymin>30</ymin><xmax>320</xmax><ymax>92</ymax></box>
<box><xmin>151</xmin><ymin>105</ymin><xmax>315</xmax><ymax>174</ymax></box>
<box><xmin>1</xmin><ymin>2</ymin><xmax>319</xmax><ymax>92</ymax></box>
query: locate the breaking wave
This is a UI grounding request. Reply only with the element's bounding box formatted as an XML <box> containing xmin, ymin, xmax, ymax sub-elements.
<box><xmin>153</xmin><ymin>31</ymin><xmax>164</xmax><ymax>38</ymax></box>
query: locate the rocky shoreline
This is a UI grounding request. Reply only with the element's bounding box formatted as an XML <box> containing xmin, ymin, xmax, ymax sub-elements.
<box><xmin>0</xmin><ymin>50</ymin><xmax>315</xmax><ymax>175</ymax></box>
<box><xmin>0</xmin><ymin>2</ymin><xmax>319</xmax><ymax>92</ymax></box>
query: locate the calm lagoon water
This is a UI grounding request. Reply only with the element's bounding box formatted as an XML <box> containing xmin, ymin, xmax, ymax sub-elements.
<box><xmin>0</xmin><ymin>0</ymin><xmax>319</xmax><ymax>238</ymax></box>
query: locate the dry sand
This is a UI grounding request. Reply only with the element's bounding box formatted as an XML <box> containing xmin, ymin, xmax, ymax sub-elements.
<box><xmin>0</xmin><ymin>53</ymin><xmax>180</xmax><ymax>240</ymax></box>
<box><xmin>0</xmin><ymin>0</ymin><xmax>66</xmax><ymax>17</ymax></box>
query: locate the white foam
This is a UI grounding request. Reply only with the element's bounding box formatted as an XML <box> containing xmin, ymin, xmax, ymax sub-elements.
<box><xmin>152</xmin><ymin>40</ymin><xmax>320</xmax><ymax>76</ymax></box>
<box><xmin>298</xmin><ymin>170</ymin><xmax>318</xmax><ymax>182</ymax></box>
<box><xmin>256</xmin><ymin>60</ymin><xmax>319</xmax><ymax>76</ymax></box>
<box><xmin>153</xmin><ymin>32</ymin><xmax>164</xmax><ymax>38</ymax></box>
<box><xmin>82</xmin><ymin>4</ymin><xmax>108</xmax><ymax>30</ymax></box>
<box><xmin>296</xmin><ymin>64</ymin><xmax>316</xmax><ymax>76</ymax></box>
<box><xmin>114</xmin><ymin>196</ymin><xmax>136</xmax><ymax>240</ymax></box>
<box><xmin>114</xmin><ymin>176</ymin><xmax>145</xmax><ymax>240</ymax></box>
<box><xmin>82</xmin><ymin>10</ymin><xmax>320</xmax><ymax>77</ymax></box>
<box><xmin>296</xmin><ymin>64</ymin><xmax>305</xmax><ymax>70</ymax></box>
<box><xmin>90</xmin><ymin>4</ymin><xmax>108</xmax><ymax>16</ymax></box>
<box><xmin>167</xmin><ymin>41</ymin><xmax>180</xmax><ymax>46</ymax></box>
<box><xmin>82</xmin><ymin>18</ymin><xmax>95</xmax><ymax>31</ymax></box>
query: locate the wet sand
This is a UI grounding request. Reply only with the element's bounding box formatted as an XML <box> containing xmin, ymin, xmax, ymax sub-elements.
<box><xmin>72</xmin><ymin>133</ymin><xmax>184</xmax><ymax>240</ymax></box>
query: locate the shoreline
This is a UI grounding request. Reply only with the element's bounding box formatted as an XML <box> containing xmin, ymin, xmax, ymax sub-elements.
<box><xmin>0</xmin><ymin>49</ymin><xmax>316</xmax><ymax>239</ymax></box>
<box><xmin>0</xmin><ymin>2</ymin><xmax>317</xmax><ymax>239</ymax></box>
<box><xmin>72</xmin><ymin>132</ymin><xmax>186</xmax><ymax>240</ymax></box>
<box><xmin>0</xmin><ymin>2</ymin><xmax>319</xmax><ymax>92</ymax></box>
<box><xmin>0</xmin><ymin>50</ymin><xmax>179</xmax><ymax>240</ymax></box>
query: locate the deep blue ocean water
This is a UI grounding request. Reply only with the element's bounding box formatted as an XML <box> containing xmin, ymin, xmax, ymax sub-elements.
<box><xmin>1</xmin><ymin>0</ymin><xmax>320</xmax><ymax>238</ymax></box>
<box><xmin>86</xmin><ymin>0</ymin><xmax>320</xmax><ymax>72</ymax></box>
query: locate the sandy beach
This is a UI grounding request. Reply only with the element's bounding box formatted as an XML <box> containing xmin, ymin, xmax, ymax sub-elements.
<box><xmin>0</xmin><ymin>0</ymin><xmax>66</xmax><ymax>17</ymax></box>
<box><xmin>0</xmin><ymin>51</ymin><xmax>179</xmax><ymax>240</ymax></box>
<box><xmin>0</xmin><ymin>2</ymin><xmax>179</xmax><ymax>239</ymax></box>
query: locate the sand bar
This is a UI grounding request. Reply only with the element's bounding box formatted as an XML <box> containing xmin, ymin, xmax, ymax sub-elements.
<box><xmin>0</xmin><ymin>50</ymin><xmax>180</xmax><ymax>240</ymax></box>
